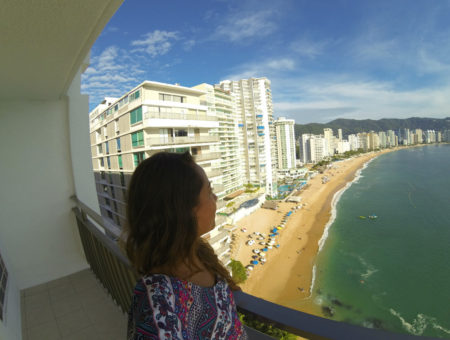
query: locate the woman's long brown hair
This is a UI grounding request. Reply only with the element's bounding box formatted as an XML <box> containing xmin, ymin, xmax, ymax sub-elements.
<box><xmin>122</xmin><ymin>152</ymin><xmax>239</xmax><ymax>290</ymax></box>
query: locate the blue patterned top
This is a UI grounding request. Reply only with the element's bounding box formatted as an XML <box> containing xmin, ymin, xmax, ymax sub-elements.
<box><xmin>127</xmin><ymin>274</ymin><xmax>247</xmax><ymax>339</ymax></box>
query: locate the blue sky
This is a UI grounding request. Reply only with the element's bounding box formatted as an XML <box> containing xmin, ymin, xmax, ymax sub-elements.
<box><xmin>82</xmin><ymin>0</ymin><xmax>450</xmax><ymax>124</ymax></box>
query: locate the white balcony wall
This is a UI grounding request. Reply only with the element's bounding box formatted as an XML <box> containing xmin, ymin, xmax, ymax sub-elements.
<box><xmin>68</xmin><ymin>55</ymin><xmax>101</xmax><ymax>214</ymax></box>
<box><xmin>0</xmin><ymin>98</ymin><xmax>88</xmax><ymax>290</ymax></box>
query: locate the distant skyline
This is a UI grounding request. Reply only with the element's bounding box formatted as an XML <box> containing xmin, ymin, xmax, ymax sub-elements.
<box><xmin>82</xmin><ymin>0</ymin><xmax>450</xmax><ymax>124</ymax></box>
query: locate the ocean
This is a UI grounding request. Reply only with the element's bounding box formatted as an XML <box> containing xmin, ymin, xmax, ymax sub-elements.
<box><xmin>312</xmin><ymin>144</ymin><xmax>450</xmax><ymax>338</ymax></box>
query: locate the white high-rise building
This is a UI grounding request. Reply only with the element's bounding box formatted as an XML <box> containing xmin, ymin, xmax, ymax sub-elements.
<box><xmin>299</xmin><ymin>134</ymin><xmax>329</xmax><ymax>163</ymax></box>
<box><xmin>218</xmin><ymin>77</ymin><xmax>277</xmax><ymax>196</ymax></box>
<box><xmin>387</xmin><ymin>130</ymin><xmax>397</xmax><ymax>147</ymax></box>
<box><xmin>348</xmin><ymin>134</ymin><xmax>359</xmax><ymax>150</ymax></box>
<box><xmin>193</xmin><ymin>83</ymin><xmax>242</xmax><ymax>197</ymax></box>
<box><xmin>338</xmin><ymin>128</ymin><xmax>343</xmax><ymax>141</ymax></box>
<box><xmin>274</xmin><ymin>117</ymin><xmax>296</xmax><ymax>169</ymax></box>
<box><xmin>324</xmin><ymin>128</ymin><xmax>334</xmax><ymax>155</ymax></box>
<box><xmin>379</xmin><ymin>131</ymin><xmax>387</xmax><ymax>148</ymax></box>
<box><xmin>89</xmin><ymin>81</ymin><xmax>222</xmax><ymax>229</ymax></box>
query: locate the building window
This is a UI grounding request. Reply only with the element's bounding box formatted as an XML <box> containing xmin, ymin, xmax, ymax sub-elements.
<box><xmin>120</xmin><ymin>172</ymin><xmax>125</xmax><ymax>186</ymax></box>
<box><xmin>111</xmin><ymin>186</ymin><xmax>115</xmax><ymax>199</ymax></box>
<box><xmin>100</xmin><ymin>158</ymin><xmax>104</xmax><ymax>168</ymax></box>
<box><xmin>133</xmin><ymin>152</ymin><xmax>145</xmax><ymax>167</ymax></box>
<box><xmin>105</xmin><ymin>197</ymin><xmax>110</xmax><ymax>206</ymax></box>
<box><xmin>107</xmin><ymin>210</ymin><xmax>113</xmax><ymax>219</ymax></box>
<box><xmin>107</xmin><ymin>156</ymin><xmax>111</xmax><ymax>169</ymax></box>
<box><xmin>132</xmin><ymin>130</ymin><xmax>144</xmax><ymax>147</ymax></box>
<box><xmin>174</xmin><ymin>129</ymin><xmax>188</xmax><ymax>137</ymax></box>
<box><xmin>118</xmin><ymin>155</ymin><xmax>123</xmax><ymax>169</ymax></box>
<box><xmin>159</xmin><ymin>93</ymin><xmax>185</xmax><ymax>103</ymax></box>
<box><xmin>100</xmin><ymin>171</ymin><xmax>105</xmax><ymax>180</ymax></box>
<box><xmin>108</xmin><ymin>172</ymin><xmax>113</xmax><ymax>184</ymax></box>
<box><xmin>105</xmin><ymin>141</ymin><xmax>109</xmax><ymax>154</ymax></box>
<box><xmin>129</xmin><ymin>89</ymin><xmax>140</xmax><ymax>102</ymax></box>
<box><xmin>116</xmin><ymin>138</ymin><xmax>121</xmax><ymax>151</ymax></box>
<box><xmin>98</xmin><ymin>144</ymin><xmax>103</xmax><ymax>154</ymax></box>
<box><xmin>130</xmin><ymin>106</ymin><xmax>143</xmax><ymax>125</ymax></box>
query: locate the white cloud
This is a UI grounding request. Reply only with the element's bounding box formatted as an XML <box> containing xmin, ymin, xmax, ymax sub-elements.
<box><xmin>272</xmin><ymin>78</ymin><xmax>450</xmax><ymax>123</ymax></box>
<box><xmin>81</xmin><ymin>45</ymin><xmax>144</xmax><ymax>107</ymax></box>
<box><xmin>131</xmin><ymin>30</ymin><xmax>178</xmax><ymax>57</ymax></box>
<box><xmin>214</xmin><ymin>10</ymin><xmax>277</xmax><ymax>42</ymax></box>
<box><xmin>183</xmin><ymin>39</ymin><xmax>196</xmax><ymax>51</ymax></box>
<box><xmin>223</xmin><ymin>58</ymin><xmax>295</xmax><ymax>81</ymax></box>
<box><xmin>290</xmin><ymin>38</ymin><xmax>328</xmax><ymax>58</ymax></box>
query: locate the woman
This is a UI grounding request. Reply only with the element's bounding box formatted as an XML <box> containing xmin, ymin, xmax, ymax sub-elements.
<box><xmin>123</xmin><ymin>152</ymin><xmax>247</xmax><ymax>339</ymax></box>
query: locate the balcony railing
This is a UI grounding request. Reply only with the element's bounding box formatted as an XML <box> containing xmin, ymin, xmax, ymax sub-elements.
<box><xmin>193</xmin><ymin>151</ymin><xmax>222</xmax><ymax>162</ymax></box>
<box><xmin>146</xmin><ymin>135</ymin><xmax>219</xmax><ymax>146</ymax></box>
<box><xmin>206</xmin><ymin>169</ymin><xmax>223</xmax><ymax>178</ymax></box>
<box><xmin>144</xmin><ymin>111</ymin><xmax>217</xmax><ymax>121</ymax></box>
<box><xmin>71</xmin><ymin>196</ymin><xmax>425</xmax><ymax>340</ymax></box>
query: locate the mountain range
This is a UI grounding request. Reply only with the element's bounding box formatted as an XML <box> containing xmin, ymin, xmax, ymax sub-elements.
<box><xmin>294</xmin><ymin>117</ymin><xmax>450</xmax><ymax>138</ymax></box>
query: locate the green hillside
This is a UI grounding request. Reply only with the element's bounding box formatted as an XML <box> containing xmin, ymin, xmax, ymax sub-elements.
<box><xmin>294</xmin><ymin>117</ymin><xmax>450</xmax><ymax>138</ymax></box>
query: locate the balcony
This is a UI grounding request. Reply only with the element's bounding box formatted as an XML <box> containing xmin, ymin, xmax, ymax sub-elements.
<box><xmin>69</xmin><ymin>197</ymin><xmax>422</xmax><ymax>340</ymax></box>
<box><xmin>146</xmin><ymin>135</ymin><xmax>219</xmax><ymax>146</ymax></box>
<box><xmin>193</xmin><ymin>151</ymin><xmax>221</xmax><ymax>162</ymax></box>
<box><xmin>206</xmin><ymin>169</ymin><xmax>223</xmax><ymax>178</ymax></box>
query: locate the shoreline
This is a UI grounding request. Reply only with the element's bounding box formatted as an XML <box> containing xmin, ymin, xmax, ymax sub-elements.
<box><xmin>233</xmin><ymin>149</ymin><xmax>395</xmax><ymax>316</ymax></box>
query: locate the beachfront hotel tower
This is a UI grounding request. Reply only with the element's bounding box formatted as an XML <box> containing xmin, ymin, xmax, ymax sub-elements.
<box><xmin>89</xmin><ymin>81</ymin><xmax>222</xmax><ymax>228</ymax></box>
<box><xmin>217</xmin><ymin>77</ymin><xmax>278</xmax><ymax>197</ymax></box>
<box><xmin>192</xmin><ymin>83</ymin><xmax>243</xmax><ymax>198</ymax></box>
<box><xmin>274</xmin><ymin>117</ymin><xmax>297</xmax><ymax>169</ymax></box>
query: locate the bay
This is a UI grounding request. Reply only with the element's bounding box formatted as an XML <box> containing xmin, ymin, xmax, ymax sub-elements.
<box><xmin>313</xmin><ymin>144</ymin><xmax>450</xmax><ymax>338</ymax></box>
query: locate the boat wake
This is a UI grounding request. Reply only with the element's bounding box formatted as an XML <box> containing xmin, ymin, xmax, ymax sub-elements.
<box><xmin>390</xmin><ymin>309</ymin><xmax>450</xmax><ymax>336</ymax></box>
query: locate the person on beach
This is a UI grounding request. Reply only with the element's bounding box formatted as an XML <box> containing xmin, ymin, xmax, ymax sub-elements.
<box><xmin>123</xmin><ymin>152</ymin><xmax>247</xmax><ymax>339</ymax></box>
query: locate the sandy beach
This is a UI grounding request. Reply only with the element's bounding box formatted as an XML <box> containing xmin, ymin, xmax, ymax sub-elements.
<box><xmin>232</xmin><ymin>150</ymin><xmax>393</xmax><ymax>316</ymax></box>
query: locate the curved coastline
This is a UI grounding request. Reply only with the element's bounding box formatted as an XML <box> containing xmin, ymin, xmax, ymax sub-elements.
<box><xmin>235</xmin><ymin>150</ymin><xmax>394</xmax><ymax>317</ymax></box>
<box><xmin>311</xmin><ymin>156</ymin><xmax>377</xmax><ymax>300</ymax></box>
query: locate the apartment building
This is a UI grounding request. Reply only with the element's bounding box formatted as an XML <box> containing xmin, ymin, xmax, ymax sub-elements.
<box><xmin>299</xmin><ymin>134</ymin><xmax>329</xmax><ymax>163</ymax></box>
<box><xmin>274</xmin><ymin>117</ymin><xmax>297</xmax><ymax>170</ymax></box>
<box><xmin>218</xmin><ymin>77</ymin><xmax>278</xmax><ymax>197</ymax></box>
<box><xmin>192</xmin><ymin>83</ymin><xmax>243</xmax><ymax>198</ymax></box>
<box><xmin>89</xmin><ymin>81</ymin><xmax>221</xmax><ymax>229</ymax></box>
<box><xmin>323</xmin><ymin>128</ymin><xmax>335</xmax><ymax>155</ymax></box>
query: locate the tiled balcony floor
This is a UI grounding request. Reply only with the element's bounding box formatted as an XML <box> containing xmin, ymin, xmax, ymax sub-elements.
<box><xmin>21</xmin><ymin>269</ymin><xmax>127</xmax><ymax>340</ymax></box>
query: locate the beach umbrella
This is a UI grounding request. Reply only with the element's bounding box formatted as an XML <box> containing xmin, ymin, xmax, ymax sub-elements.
<box><xmin>276</xmin><ymin>227</ymin><xmax>282</xmax><ymax>230</ymax></box>
<box><xmin>251</xmin><ymin>260</ymin><xmax>259</xmax><ymax>265</ymax></box>
<box><xmin>262</xmin><ymin>248</ymin><xmax>268</xmax><ymax>252</ymax></box>
<box><xmin>272</xmin><ymin>228</ymin><xmax>277</xmax><ymax>233</ymax></box>
<box><xmin>275</xmin><ymin>244</ymin><xmax>280</xmax><ymax>248</ymax></box>
<box><xmin>252</xmin><ymin>255</ymin><xmax>258</xmax><ymax>259</ymax></box>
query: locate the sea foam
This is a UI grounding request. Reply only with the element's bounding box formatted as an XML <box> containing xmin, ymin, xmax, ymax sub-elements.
<box><xmin>389</xmin><ymin>309</ymin><xmax>450</xmax><ymax>336</ymax></box>
<box><xmin>312</xmin><ymin>158</ymin><xmax>375</xmax><ymax>294</ymax></box>
<box><xmin>317</xmin><ymin>158</ymin><xmax>372</xmax><ymax>252</ymax></box>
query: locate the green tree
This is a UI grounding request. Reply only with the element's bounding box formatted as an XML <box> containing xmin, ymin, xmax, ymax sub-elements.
<box><xmin>228</xmin><ymin>259</ymin><xmax>247</xmax><ymax>283</ymax></box>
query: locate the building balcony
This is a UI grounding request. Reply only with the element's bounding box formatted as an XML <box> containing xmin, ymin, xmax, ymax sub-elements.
<box><xmin>206</xmin><ymin>169</ymin><xmax>223</xmax><ymax>178</ymax></box>
<box><xmin>146</xmin><ymin>135</ymin><xmax>219</xmax><ymax>146</ymax></box>
<box><xmin>193</xmin><ymin>151</ymin><xmax>221</xmax><ymax>162</ymax></box>
<box><xmin>144</xmin><ymin>111</ymin><xmax>217</xmax><ymax>122</ymax></box>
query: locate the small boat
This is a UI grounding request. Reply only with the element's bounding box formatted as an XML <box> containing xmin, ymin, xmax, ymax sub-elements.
<box><xmin>368</xmin><ymin>215</ymin><xmax>378</xmax><ymax>219</ymax></box>
<box><xmin>359</xmin><ymin>216</ymin><xmax>366</xmax><ymax>219</ymax></box>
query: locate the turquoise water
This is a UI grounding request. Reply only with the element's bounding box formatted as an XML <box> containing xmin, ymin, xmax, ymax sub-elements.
<box><xmin>313</xmin><ymin>145</ymin><xmax>450</xmax><ymax>338</ymax></box>
<box><xmin>279</xmin><ymin>184</ymin><xmax>293</xmax><ymax>193</ymax></box>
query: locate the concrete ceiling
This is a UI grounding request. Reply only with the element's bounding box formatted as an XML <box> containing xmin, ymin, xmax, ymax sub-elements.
<box><xmin>0</xmin><ymin>0</ymin><xmax>123</xmax><ymax>100</ymax></box>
